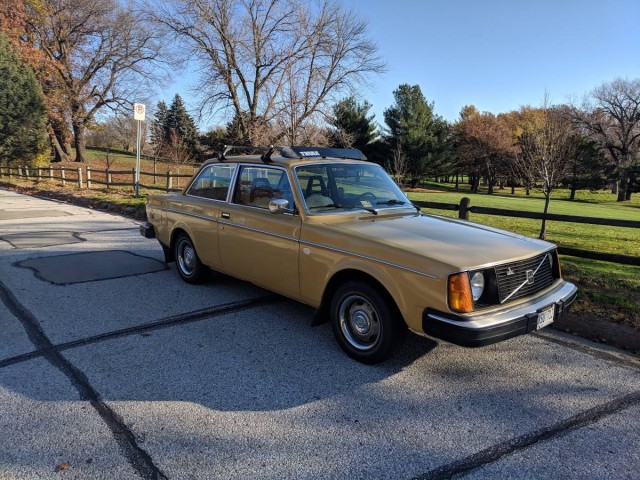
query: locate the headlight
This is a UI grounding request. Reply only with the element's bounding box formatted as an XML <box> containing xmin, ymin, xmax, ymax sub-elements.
<box><xmin>470</xmin><ymin>272</ymin><xmax>485</xmax><ymax>301</ymax></box>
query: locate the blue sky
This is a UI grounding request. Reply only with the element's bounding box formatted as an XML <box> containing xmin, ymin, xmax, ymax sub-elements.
<box><xmin>160</xmin><ymin>0</ymin><xmax>640</xmax><ymax>130</ymax></box>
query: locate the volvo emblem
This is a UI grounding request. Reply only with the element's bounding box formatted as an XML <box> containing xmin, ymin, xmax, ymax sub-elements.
<box><xmin>506</xmin><ymin>267</ymin><xmax>515</xmax><ymax>276</ymax></box>
<box><xmin>526</xmin><ymin>269</ymin><xmax>535</xmax><ymax>284</ymax></box>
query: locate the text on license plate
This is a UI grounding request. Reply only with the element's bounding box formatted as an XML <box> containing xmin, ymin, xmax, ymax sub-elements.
<box><xmin>537</xmin><ymin>305</ymin><xmax>555</xmax><ymax>330</ymax></box>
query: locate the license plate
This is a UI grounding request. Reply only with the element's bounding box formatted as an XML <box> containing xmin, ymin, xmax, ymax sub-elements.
<box><xmin>537</xmin><ymin>305</ymin><xmax>555</xmax><ymax>330</ymax></box>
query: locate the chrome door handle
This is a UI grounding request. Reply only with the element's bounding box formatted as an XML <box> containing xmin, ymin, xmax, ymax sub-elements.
<box><xmin>221</xmin><ymin>212</ymin><xmax>230</xmax><ymax>219</ymax></box>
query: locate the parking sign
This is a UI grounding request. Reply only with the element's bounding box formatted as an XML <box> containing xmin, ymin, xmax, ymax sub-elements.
<box><xmin>134</xmin><ymin>103</ymin><xmax>145</xmax><ymax>121</ymax></box>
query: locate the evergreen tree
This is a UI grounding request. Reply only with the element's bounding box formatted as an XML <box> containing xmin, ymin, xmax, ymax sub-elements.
<box><xmin>166</xmin><ymin>94</ymin><xmax>199</xmax><ymax>156</ymax></box>
<box><xmin>383</xmin><ymin>84</ymin><xmax>447</xmax><ymax>185</ymax></box>
<box><xmin>0</xmin><ymin>33</ymin><xmax>47</xmax><ymax>165</ymax></box>
<box><xmin>151</xmin><ymin>100</ymin><xmax>169</xmax><ymax>146</ymax></box>
<box><xmin>329</xmin><ymin>97</ymin><xmax>377</xmax><ymax>151</ymax></box>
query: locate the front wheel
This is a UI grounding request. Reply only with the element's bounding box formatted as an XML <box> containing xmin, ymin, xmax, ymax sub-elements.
<box><xmin>173</xmin><ymin>233</ymin><xmax>207</xmax><ymax>284</ymax></box>
<box><xmin>330</xmin><ymin>281</ymin><xmax>406</xmax><ymax>364</ymax></box>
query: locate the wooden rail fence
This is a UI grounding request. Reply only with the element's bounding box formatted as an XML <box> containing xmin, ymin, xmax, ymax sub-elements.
<box><xmin>413</xmin><ymin>198</ymin><xmax>640</xmax><ymax>266</ymax></box>
<box><xmin>0</xmin><ymin>164</ymin><xmax>193</xmax><ymax>192</ymax></box>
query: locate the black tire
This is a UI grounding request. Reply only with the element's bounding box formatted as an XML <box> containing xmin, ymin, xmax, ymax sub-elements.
<box><xmin>330</xmin><ymin>280</ymin><xmax>406</xmax><ymax>364</ymax></box>
<box><xmin>173</xmin><ymin>232</ymin><xmax>208</xmax><ymax>284</ymax></box>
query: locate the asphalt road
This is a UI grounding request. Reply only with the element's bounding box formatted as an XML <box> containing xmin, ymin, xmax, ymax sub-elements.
<box><xmin>1</xmin><ymin>188</ymin><xmax>639</xmax><ymax>480</ymax></box>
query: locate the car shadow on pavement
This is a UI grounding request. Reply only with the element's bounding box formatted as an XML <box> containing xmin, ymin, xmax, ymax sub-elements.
<box><xmin>51</xmin><ymin>300</ymin><xmax>439</xmax><ymax>412</ymax></box>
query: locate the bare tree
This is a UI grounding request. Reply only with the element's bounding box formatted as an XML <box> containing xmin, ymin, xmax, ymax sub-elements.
<box><xmin>517</xmin><ymin>97</ymin><xmax>576</xmax><ymax>239</ymax></box>
<box><xmin>572</xmin><ymin>78</ymin><xmax>640</xmax><ymax>201</ymax></box>
<box><xmin>87</xmin><ymin>115</ymin><xmax>146</xmax><ymax>152</ymax></box>
<box><xmin>148</xmin><ymin>0</ymin><xmax>385</xmax><ymax>145</ymax></box>
<box><xmin>24</xmin><ymin>0</ymin><xmax>164</xmax><ymax>162</ymax></box>
<box><xmin>388</xmin><ymin>142</ymin><xmax>409</xmax><ymax>187</ymax></box>
<box><xmin>162</xmin><ymin>130</ymin><xmax>196</xmax><ymax>186</ymax></box>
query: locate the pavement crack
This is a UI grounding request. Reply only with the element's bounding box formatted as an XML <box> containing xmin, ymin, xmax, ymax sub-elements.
<box><xmin>0</xmin><ymin>279</ymin><xmax>168</xmax><ymax>480</ymax></box>
<box><xmin>413</xmin><ymin>390</ymin><xmax>640</xmax><ymax>480</ymax></box>
<box><xmin>56</xmin><ymin>294</ymin><xmax>284</xmax><ymax>350</ymax></box>
<box><xmin>0</xmin><ymin>294</ymin><xmax>285</xmax><ymax>370</ymax></box>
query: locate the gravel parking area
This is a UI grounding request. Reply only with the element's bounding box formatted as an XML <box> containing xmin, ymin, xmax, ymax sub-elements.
<box><xmin>1</xmin><ymin>188</ymin><xmax>639</xmax><ymax>479</ymax></box>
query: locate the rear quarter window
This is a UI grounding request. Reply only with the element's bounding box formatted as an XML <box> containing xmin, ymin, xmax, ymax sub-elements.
<box><xmin>187</xmin><ymin>164</ymin><xmax>235</xmax><ymax>201</ymax></box>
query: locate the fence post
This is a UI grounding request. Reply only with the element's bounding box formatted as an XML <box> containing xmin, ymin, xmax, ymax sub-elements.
<box><xmin>18</xmin><ymin>166</ymin><xmax>23</xmax><ymax>177</ymax></box>
<box><xmin>77</xmin><ymin>167</ymin><xmax>83</xmax><ymax>188</ymax></box>
<box><xmin>459</xmin><ymin>197</ymin><xmax>471</xmax><ymax>221</ymax></box>
<box><xmin>24</xmin><ymin>166</ymin><xmax>30</xmax><ymax>178</ymax></box>
<box><xmin>61</xmin><ymin>168</ymin><xmax>66</xmax><ymax>186</ymax></box>
<box><xmin>86</xmin><ymin>166</ymin><xmax>91</xmax><ymax>189</ymax></box>
<box><xmin>37</xmin><ymin>168</ymin><xmax>42</xmax><ymax>183</ymax></box>
<box><xmin>8</xmin><ymin>164</ymin><xmax>12</xmax><ymax>179</ymax></box>
<box><xmin>166</xmin><ymin>171</ymin><xmax>172</xmax><ymax>192</ymax></box>
<box><xmin>107</xmin><ymin>169</ymin><xmax>112</xmax><ymax>189</ymax></box>
<box><xmin>132</xmin><ymin>168</ymin><xmax>136</xmax><ymax>192</ymax></box>
<box><xmin>48</xmin><ymin>166</ymin><xmax>53</xmax><ymax>181</ymax></box>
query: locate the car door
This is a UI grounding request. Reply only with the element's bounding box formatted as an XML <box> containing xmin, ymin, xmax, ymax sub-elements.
<box><xmin>218</xmin><ymin>164</ymin><xmax>301</xmax><ymax>296</ymax></box>
<box><xmin>181</xmin><ymin>163</ymin><xmax>236</xmax><ymax>270</ymax></box>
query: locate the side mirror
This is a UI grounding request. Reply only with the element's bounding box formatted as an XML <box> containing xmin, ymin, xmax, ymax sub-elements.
<box><xmin>268</xmin><ymin>198</ymin><xmax>289</xmax><ymax>214</ymax></box>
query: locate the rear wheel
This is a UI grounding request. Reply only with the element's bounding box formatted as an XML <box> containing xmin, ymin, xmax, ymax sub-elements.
<box><xmin>330</xmin><ymin>281</ymin><xmax>406</xmax><ymax>364</ymax></box>
<box><xmin>173</xmin><ymin>233</ymin><xmax>207</xmax><ymax>284</ymax></box>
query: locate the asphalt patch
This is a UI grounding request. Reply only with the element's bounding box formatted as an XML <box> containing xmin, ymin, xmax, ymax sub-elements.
<box><xmin>0</xmin><ymin>209</ymin><xmax>71</xmax><ymax>220</ymax></box>
<box><xmin>1</xmin><ymin>231</ymin><xmax>85</xmax><ymax>249</ymax></box>
<box><xmin>17</xmin><ymin>250</ymin><xmax>167</xmax><ymax>285</ymax></box>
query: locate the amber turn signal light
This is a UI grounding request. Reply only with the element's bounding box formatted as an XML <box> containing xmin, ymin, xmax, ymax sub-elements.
<box><xmin>448</xmin><ymin>273</ymin><xmax>473</xmax><ymax>313</ymax></box>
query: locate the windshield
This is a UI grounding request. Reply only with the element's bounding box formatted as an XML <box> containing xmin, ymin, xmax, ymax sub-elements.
<box><xmin>295</xmin><ymin>163</ymin><xmax>409</xmax><ymax>214</ymax></box>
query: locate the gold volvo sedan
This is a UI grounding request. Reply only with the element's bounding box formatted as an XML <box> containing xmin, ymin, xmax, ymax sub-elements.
<box><xmin>141</xmin><ymin>146</ymin><xmax>577</xmax><ymax>364</ymax></box>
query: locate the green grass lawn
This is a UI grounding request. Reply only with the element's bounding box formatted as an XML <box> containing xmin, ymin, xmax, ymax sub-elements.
<box><xmin>406</xmin><ymin>185</ymin><xmax>640</xmax><ymax>257</ymax></box>
<box><xmin>562</xmin><ymin>256</ymin><xmax>640</xmax><ymax>329</ymax></box>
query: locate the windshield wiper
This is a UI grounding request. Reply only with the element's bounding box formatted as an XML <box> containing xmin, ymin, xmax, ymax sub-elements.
<box><xmin>319</xmin><ymin>203</ymin><xmax>378</xmax><ymax>215</ymax></box>
<box><xmin>376</xmin><ymin>199</ymin><xmax>406</xmax><ymax>206</ymax></box>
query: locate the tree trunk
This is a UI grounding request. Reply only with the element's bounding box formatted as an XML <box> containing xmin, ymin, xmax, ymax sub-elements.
<box><xmin>539</xmin><ymin>193</ymin><xmax>551</xmax><ymax>240</ymax></box>
<box><xmin>51</xmin><ymin>119</ymin><xmax>72</xmax><ymax>156</ymax></box>
<box><xmin>455</xmin><ymin>174</ymin><xmax>459</xmax><ymax>190</ymax></box>
<box><xmin>617</xmin><ymin>169</ymin><xmax>628</xmax><ymax>202</ymax></box>
<box><xmin>471</xmin><ymin>176</ymin><xmax>480</xmax><ymax>194</ymax></box>
<box><xmin>49</xmin><ymin>131</ymin><xmax>68</xmax><ymax>163</ymax></box>
<box><xmin>72</xmin><ymin>121</ymin><xmax>87</xmax><ymax>163</ymax></box>
<box><xmin>625</xmin><ymin>175</ymin><xmax>633</xmax><ymax>200</ymax></box>
<box><xmin>487</xmin><ymin>177</ymin><xmax>496</xmax><ymax>195</ymax></box>
<box><xmin>569</xmin><ymin>184</ymin><xmax>576</xmax><ymax>201</ymax></box>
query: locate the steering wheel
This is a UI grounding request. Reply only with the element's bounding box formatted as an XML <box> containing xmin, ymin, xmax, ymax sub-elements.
<box><xmin>355</xmin><ymin>192</ymin><xmax>377</xmax><ymax>204</ymax></box>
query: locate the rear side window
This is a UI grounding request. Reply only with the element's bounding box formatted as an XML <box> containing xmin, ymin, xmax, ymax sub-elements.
<box><xmin>232</xmin><ymin>166</ymin><xmax>294</xmax><ymax>209</ymax></box>
<box><xmin>187</xmin><ymin>164</ymin><xmax>235</xmax><ymax>201</ymax></box>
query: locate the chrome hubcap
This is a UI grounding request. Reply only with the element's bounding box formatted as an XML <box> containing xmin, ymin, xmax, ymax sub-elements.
<box><xmin>339</xmin><ymin>295</ymin><xmax>380</xmax><ymax>351</ymax></box>
<box><xmin>178</xmin><ymin>240</ymin><xmax>195</xmax><ymax>275</ymax></box>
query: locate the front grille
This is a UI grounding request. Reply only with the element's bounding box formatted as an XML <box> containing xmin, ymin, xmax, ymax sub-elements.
<box><xmin>494</xmin><ymin>252</ymin><xmax>555</xmax><ymax>304</ymax></box>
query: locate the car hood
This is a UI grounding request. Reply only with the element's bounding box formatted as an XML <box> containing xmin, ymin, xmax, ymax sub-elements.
<box><xmin>323</xmin><ymin>212</ymin><xmax>553</xmax><ymax>272</ymax></box>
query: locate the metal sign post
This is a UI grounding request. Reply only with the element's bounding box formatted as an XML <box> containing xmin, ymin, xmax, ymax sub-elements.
<box><xmin>133</xmin><ymin>103</ymin><xmax>146</xmax><ymax>198</ymax></box>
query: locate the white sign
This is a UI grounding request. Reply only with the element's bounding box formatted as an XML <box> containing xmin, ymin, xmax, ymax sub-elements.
<box><xmin>133</xmin><ymin>103</ymin><xmax>146</xmax><ymax>121</ymax></box>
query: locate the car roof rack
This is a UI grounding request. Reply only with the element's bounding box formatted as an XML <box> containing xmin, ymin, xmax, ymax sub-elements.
<box><xmin>217</xmin><ymin>145</ymin><xmax>368</xmax><ymax>162</ymax></box>
<box><xmin>280</xmin><ymin>146</ymin><xmax>367</xmax><ymax>161</ymax></box>
<box><xmin>218</xmin><ymin>145</ymin><xmax>271</xmax><ymax>162</ymax></box>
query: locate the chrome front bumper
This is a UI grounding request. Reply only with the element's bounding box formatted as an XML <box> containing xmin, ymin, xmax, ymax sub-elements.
<box><xmin>422</xmin><ymin>280</ymin><xmax>578</xmax><ymax>347</ymax></box>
